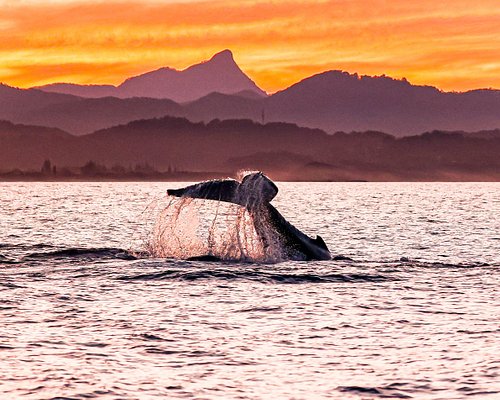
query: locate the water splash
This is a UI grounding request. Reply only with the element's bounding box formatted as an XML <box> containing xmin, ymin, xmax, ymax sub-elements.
<box><xmin>144</xmin><ymin>195</ymin><xmax>285</xmax><ymax>262</ymax></box>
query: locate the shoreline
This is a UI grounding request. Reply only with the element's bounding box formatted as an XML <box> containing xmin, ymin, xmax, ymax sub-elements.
<box><xmin>2</xmin><ymin>178</ymin><xmax>500</xmax><ymax>183</ymax></box>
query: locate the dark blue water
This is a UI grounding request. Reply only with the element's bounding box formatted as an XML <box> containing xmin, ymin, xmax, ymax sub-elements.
<box><xmin>0</xmin><ymin>182</ymin><xmax>499</xmax><ymax>399</ymax></box>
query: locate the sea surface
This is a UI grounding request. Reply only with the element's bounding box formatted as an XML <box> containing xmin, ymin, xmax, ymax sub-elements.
<box><xmin>0</xmin><ymin>182</ymin><xmax>499</xmax><ymax>399</ymax></box>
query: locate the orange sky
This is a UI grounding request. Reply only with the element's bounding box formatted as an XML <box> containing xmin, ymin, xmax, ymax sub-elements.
<box><xmin>1</xmin><ymin>0</ymin><xmax>499</xmax><ymax>93</ymax></box>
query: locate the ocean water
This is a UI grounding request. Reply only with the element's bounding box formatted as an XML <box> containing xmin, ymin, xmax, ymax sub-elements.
<box><xmin>0</xmin><ymin>182</ymin><xmax>499</xmax><ymax>399</ymax></box>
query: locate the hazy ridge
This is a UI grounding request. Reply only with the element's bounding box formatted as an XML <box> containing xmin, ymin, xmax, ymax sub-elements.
<box><xmin>1</xmin><ymin>117</ymin><xmax>499</xmax><ymax>181</ymax></box>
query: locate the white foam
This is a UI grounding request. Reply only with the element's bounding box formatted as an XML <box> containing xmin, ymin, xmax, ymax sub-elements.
<box><xmin>145</xmin><ymin>196</ymin><xmax>285</xmax><ymax>262</ymax></box>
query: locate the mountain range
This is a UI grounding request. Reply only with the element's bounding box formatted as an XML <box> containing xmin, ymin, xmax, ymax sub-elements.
<box><xmin>0</xmin><ymin>49</ymin><xmax>499</xmax><ymax>137</ymax></box>
<box><xmin>1</xmin><ymin>117</ymin><xmax>499</xmax><ymax>181</ymax></box>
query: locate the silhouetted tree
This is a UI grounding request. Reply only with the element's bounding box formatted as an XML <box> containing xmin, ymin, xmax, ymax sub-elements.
<box><xmin>41</xmin><ymin>160</ymin><xmax>52</xmax><ymax>175</ymax></box>
<box><xmin>58</xmin><ymin>167</ymin><xmax>74</xmax><ymax>177</ymax></box>
<box><xmin>81</xmin><ymin>161</ymin><xmax>107</xmax><ymax>176</ymax></box>
<box><xmin>134</xmin><ymin>162</ymin><xmax>156</xmax><ymax>174</ymax></box>
<box><xmin>111</xmin><ymin>164</ymin><xmax>127</xmax><ymax>175</ymax></box>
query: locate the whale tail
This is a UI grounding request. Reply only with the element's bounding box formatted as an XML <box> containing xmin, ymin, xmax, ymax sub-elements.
<box><xmin>166</xmin><ymin>172</ymin><xmax>331</xmax><ymax>261</ymax></box>
<box><xmin>167</xmin><ymin>179</ymin><xmax>240</xmax><ymax>204</ymax></box>
<box><xmin>167</xmin><ymin>172</ymin><xmax>278</xmax><ymax>209</ymax></box>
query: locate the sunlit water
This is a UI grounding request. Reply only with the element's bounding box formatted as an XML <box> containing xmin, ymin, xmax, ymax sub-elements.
<box><xmin>0</xmin><ymin>182</ymin><xmax>499</xmax><ymax>399</ymax></box>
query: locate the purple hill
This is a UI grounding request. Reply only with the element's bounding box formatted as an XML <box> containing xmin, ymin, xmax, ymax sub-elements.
<box><xmin>37</xmin><ymin>50</ymin><xmax>267</xmax><ymax>102</ymax></box>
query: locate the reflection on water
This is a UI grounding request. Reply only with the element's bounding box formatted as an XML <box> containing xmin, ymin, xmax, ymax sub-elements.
<box><xmin>0</xmin><ymin>182</ymin><xmax>499</xmax><ymax>399</ymax></box>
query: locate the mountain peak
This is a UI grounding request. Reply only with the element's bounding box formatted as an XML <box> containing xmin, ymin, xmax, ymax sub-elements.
<box><xmin>36</xmin><ymin>49</ymin><xmax>266</xmax><ymax>101</ymax></box>
<box><xmin>209</xmin><ymin>49</ymin><xmax>234</xmax><ymax>63</ymax></box>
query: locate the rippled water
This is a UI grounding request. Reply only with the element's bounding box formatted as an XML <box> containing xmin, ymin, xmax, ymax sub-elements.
<box><xmin>0</xmin><ymin>182</ymin><xmax>499</xmax><ymax>399</ymax></box>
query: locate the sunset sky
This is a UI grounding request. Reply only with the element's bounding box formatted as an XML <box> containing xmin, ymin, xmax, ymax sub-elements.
<box><xmin>1</xmin><ymin>0</ymin><xmax>499</xmax><ymax>93</ymax></box>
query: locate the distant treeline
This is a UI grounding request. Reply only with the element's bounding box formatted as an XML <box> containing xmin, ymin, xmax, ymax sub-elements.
<box><xmin>1</xmin><ymin>117</ymin><xmax>500</xmax><ymax>181</ymax></box>
<box><xmin>0</xmin><ymin>159</ymin><xmax>225</xmax><ymax>181</ymax></box>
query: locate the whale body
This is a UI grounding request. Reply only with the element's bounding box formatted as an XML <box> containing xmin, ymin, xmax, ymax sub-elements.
<box><xmin>167</xmin><ymin>172</ymin><xmax>331</xmax><ymax>261</ymax></box>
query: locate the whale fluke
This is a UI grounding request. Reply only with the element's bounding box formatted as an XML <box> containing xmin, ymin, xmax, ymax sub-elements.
<box><xmin>167</xmin><ymin>172</ymin><xmax>331</xmax><ymax>261</ymax></box>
